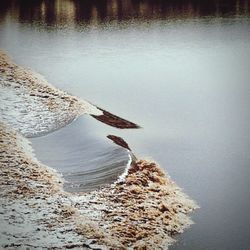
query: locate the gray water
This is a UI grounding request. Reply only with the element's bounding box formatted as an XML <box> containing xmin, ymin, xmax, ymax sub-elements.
<box><xmin>31</xmin><ymin>116</ymin><xmax>131</xmax><ymax>193</ymax></box>
<box><xmin>0</xmin><ymin>0</ymin><xmax>250</xmax><ymax>249</ymax></box>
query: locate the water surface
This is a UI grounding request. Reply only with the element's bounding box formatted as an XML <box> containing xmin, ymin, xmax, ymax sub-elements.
<box><xmin>0</xmin><ymin>0</ymin><xmax>250</xmax><ymax>249</ymax></box>
<box><xmin>31</xmin><ymin>116</ymin><xmax>132</xmax><ymax>193</ymax></box>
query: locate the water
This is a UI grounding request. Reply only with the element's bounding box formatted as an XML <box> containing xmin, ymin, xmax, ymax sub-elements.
<box><xmin>31</xmin><ymin>116</ymin><xmax>132</xmax><ymax>193</ymax></box>
<box><xmin>1</xmin><ymin>0</ymin><xmax>250</xmax><ymax>249</ymax></box>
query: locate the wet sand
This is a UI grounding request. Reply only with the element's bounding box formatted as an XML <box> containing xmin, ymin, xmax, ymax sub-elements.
<box><xmin>0</xmin><ymin>51</ymin><xmax>198</xmax><ymax>249</ymax></box>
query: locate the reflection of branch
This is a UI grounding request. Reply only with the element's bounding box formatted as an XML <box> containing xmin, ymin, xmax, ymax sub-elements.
<box><xmin>107</xmin><ymin>134</ymin><xmax>138</xmax><ymax>165</ymax></box>
<box><xmin>107</xmin><ymin>134</ymin><xmax>131</xmax><ymax>150</ymax></box>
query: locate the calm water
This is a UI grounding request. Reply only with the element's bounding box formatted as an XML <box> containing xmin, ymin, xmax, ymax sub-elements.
<box><xmin>31</xmin><ymin>116</ymin><xmax>132</xmax><ymax>192</ymax></box>
<box><xmin>1</xmin><ymin>0</ymin><xmax>250</xmax><ymax>249</ymax></box>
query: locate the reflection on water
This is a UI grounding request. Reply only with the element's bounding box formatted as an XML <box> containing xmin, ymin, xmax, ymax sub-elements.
<box><xmin>31</xmin><ymin>116</ymin><xmax>132</xmax><ymax>193</ymax></box>
<box><xmin>0</xmin><ymin>0</ymin><xmax>250</xmax><ymax>249</ymax></box>
<box><xmin>0</xmin><ymin>0</ymin><xmax>250</xmax><ymax>27</ymax></box>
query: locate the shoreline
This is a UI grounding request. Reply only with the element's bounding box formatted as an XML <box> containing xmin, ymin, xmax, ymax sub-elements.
<box><xmin>0</xmin><ymin>50</ymin><xmax>198</xmax><ymax>249</ymax></box>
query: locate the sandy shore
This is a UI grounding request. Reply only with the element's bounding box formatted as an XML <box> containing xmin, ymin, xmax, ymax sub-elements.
<box><xmin>0</xmin><ymin>51</ymin><xmax>198</xmax><ymax>249</ymax></box>
<box><xmin>0</xmin><ymin>51</ymin><xmax>138</xmax><ymax>137</ymax></box>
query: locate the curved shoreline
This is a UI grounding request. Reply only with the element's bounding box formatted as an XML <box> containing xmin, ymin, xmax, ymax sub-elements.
<box><xmin>0</xmin><ymin>50</ymin><xmax>139</xmax><ymax>137</ymax></box>
<box><xmin>0</xmin><ymin>51</ymin><xmax>198</xmax><ymax>249</ymax></box>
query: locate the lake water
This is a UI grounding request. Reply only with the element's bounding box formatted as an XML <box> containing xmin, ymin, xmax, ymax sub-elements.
<box><xmin>0</xmin><ymin>0</ymin><xmax>250</xmax><ymax>249</ymax></box>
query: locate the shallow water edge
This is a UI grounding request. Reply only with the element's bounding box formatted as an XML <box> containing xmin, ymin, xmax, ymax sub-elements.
<box><xmin>0</xmin><ymin>50</ymin><xmax>198</xmax><ymax>249</ymax></box>
<box><xmin>0</xmin><ymin>121</ymin><xmax>198</xmax><ymax>249</ymax></box>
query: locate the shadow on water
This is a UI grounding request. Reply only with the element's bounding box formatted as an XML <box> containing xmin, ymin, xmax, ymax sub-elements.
<box><xmin>0</xmin><ymin>0</ymin><xmax>250</xmax><ymax>27</ymax></box>
<box><xmin>31</xmin><ymin>116</ymin><xmax>132</xmax><ymax>193</ymax></box>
